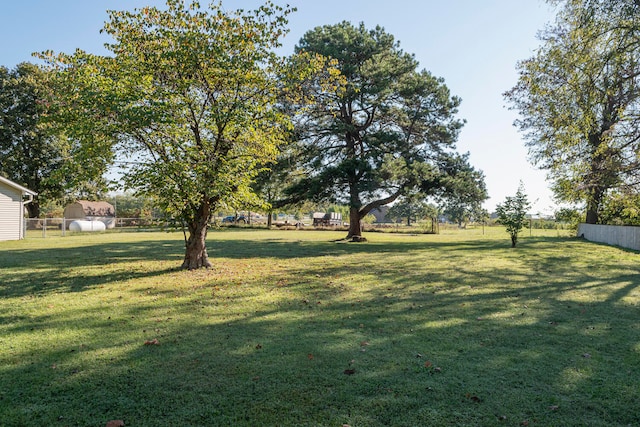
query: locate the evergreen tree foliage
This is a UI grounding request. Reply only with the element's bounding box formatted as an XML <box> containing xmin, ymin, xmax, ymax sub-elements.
<box><xmin>284</xmin><ymin>22</ymin><xmax>482</xmax><ymax>240</ymax></box>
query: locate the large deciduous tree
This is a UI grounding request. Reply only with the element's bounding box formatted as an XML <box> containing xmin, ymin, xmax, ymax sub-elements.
<box><xmin>438</xmin><ymin>153</ymin><xmax>488</xmax><ymax>227</ymax></box>
<box><xmin>505</xmin><ymin>0</ymin><xmax>640</xmax><ymax>224</ymax></box>
<box><xmin>285</xmin><ymin>22</ymin><xmax>475</xmax><ymax>240</ymax></box>
<box><xmin>0</xmin><ymin>63</ymin><xmax>110</xmax><ymax>217</ymax></box>
<box><xmin>252</xmin><ymin>156</ymin><xmax>306</xmax><ymax>228</ymax></box>
<box><xmin>43</xmin><ymin>0</ymin><xmax>312</xmax><ymax>269</ymax></box>
<box><xmin>387</xmin><ymin>195</ymin><xmax>437</xmax><ymax>227</ymax></box>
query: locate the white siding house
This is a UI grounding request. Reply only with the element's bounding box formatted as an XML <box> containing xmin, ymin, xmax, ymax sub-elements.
<box><xmin>0</xmin><ymin>176</ymin><xmax>37</xmax><ymax>241</ymax></box>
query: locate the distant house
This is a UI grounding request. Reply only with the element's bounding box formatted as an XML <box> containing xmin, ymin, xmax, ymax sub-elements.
<box><xmin>312</xmin><ymin>212</ymin><xmax>342</xmax><ymax>226</ymax></box>
<box><xmin>63</xmin><ymin>200</ymin><xmax>116</xmax><ymax>228</ymax></box>
<box><xmin>369</xmin><ymin>206</ymin><xmax>391</xmax><ymax>223</ymax></box>
<box><xmin>0</xmin><ymin>176</ymin><xmax>37</xmax><ymax>241</ymax></box>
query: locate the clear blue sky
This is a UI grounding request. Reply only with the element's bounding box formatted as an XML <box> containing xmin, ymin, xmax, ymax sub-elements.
<box><xmin>0</xmin><ymin>0</ymin><xmax>559</xmax><ymax>214</ymax></box>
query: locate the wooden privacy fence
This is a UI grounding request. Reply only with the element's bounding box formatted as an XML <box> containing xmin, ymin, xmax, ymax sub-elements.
<box><xmin>577</xmin><ymin>223</ymin><xmax>640</xmax><ymax>251</ymax></box>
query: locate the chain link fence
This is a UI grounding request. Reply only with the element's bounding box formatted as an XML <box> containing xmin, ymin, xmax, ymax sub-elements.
<box><xmin>24</xmin><ymin>217</ymin><xmax>182</xmax><ymax>238</ymax></box>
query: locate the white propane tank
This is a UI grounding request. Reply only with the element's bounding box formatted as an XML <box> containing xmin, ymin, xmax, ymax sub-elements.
<box><xmin>68</xmin><ymin>220</ymin><xmax>106</xmax><ymax>232</ymax></box>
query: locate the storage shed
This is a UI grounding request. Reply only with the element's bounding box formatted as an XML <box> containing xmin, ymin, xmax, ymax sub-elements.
<box><xmin>63</xmin><ymin>200</ymin><xmax>116</xmax><ymax>228</ymax></box>
<box><xmin>0</xmin><ymin>175</ymin><xmax>37</xmax><ymax>241</ymax></box>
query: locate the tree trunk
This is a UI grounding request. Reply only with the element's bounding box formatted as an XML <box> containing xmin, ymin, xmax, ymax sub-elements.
<box><xmin>346</xmin><ymin>206</ymin><xmax>365</xmax><ymax>241</ymax></box>
<box><xmin>343</xmin><ymin>189</ymin><xmax>404</xmax><ymax>241</ymax></box>
<box><xmin>585</xmin><ymin>187</ymin><xmax>603</xmax><ymax>224</ymax></box>
<box><xmin>181</xmin><ymin>203</ymin><xmax>212</xmax><ymax>270</ymax></box>
<box><xmin>511</xmin><ymin>234</ymin><xmax>517</xmax><ymax>248</ymax></box>
<box><xmin>26</xmin><ymin>200</ymin><xmax>40</xmax><ymax>218</ymax></box>
<box><xmin>584</xmin><ymin>132</ymin><xmax>609</xmax><ymax>225</ymax></box>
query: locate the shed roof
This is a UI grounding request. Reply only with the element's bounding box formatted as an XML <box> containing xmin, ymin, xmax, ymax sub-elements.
<box><xmin>72</xmin><ymin>200</ymin><xmax>115</xmax><ymax>217</ymax></box>
<box><xmin>0</xmin><ymin>176</ymin><xmax>37</xmax><ymax>196</ymax></box>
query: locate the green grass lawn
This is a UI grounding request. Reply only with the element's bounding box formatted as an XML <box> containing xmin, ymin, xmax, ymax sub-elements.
<box><xmin>1</xmin><ymin>228</ymin><xmax>639</xmax><ymax>426</ymax></box>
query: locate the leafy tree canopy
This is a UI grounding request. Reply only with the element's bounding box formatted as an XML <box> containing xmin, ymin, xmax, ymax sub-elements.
<box><xmin>41</xmin><ymin>0</ymin><xmax>322</xmax><ymax>269</ymax></box>
<box><xmin>599</xmin><ymin>190</ymin><xmax>640</xmax><ymax>226</ymax></box>
<box><xmin>387</xmin><ymin>195</ymin><xmax>438</xmax><ymax>226</ymax></box>
<box><xmin>0</xmin><ymin>62</ymin><xmax>110</xmax><ymax>217</ymax></box>
<box><xmin>505</xmin><ymin>0</ymin><xmax>640</xmax><ymax>224</ymax></box>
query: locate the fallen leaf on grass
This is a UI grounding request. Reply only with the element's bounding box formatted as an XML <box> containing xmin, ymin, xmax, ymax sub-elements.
<box><xmin>307</xmin><ymin>353</ymin><xmax>314</xmax><ymax>360</ymax></box>
<box><xmin>549</xmin><ymin>405</ymin><xmax>559</xmax><ymax>411</ymax></box>
<box><xmin>143</xmin><ymin>339</ymin><xmax>159</xmax><ymax>346</ymax></box>
<box><xmin>423</xmin><ymin>361</ymin><xmax>442</xmax><ymax>373</ymax></box>
<box><xmin>360</xmin><ymin>341</ymin><xmax>369</xmax><ymax>347</ymax></box>
<box><xmin>106</xmin><ymin>420</ymin><xmax>125</xmax><ymax>427</ymax></box>
<box><xmin>255</xmin><ymin>344</ymin><xmax>262</xmax><ymax>349</ymax></box>
<box><xmin>465</xmin><ymin>393</ymin><xmax>481</xmax><ymax>403</ymax></box>
<box><xmin>582</xmin><ymin>353</ymin><xmax>591</xmax><ymax>358</ymax></box>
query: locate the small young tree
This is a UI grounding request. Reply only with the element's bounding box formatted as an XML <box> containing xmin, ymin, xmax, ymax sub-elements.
<box><xmin>496</xmin><ymin>183</ymin><xmax>531</xmax><ymax>248</ymax></box>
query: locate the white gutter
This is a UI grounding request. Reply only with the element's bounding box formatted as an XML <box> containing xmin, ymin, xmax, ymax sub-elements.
<box><xmin>0</xmin><ymin>175</ymin><xmax>36</xmax><ymax>195</ymax></box>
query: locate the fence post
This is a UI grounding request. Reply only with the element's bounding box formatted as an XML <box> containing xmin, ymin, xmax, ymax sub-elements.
<box><xmin>43</xmin><ymin>217</ymin><xmax>46</xmax><ymax>238</ymax></box>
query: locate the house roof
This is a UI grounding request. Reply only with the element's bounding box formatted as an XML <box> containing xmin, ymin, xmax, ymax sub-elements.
<box><xmin>0</xmin><ymin>175</ymin><xmax>37</xmax><ymax>196</ymax></box>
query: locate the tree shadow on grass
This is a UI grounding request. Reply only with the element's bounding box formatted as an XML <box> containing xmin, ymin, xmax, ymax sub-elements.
<box><xmin>205</xmin><ymin>235</ymin><xmax>512</xmax><ymax>260</ymax></box>
<box><xmin>0</xmin><ymin>239</ymin><xmax>184</xmax><ymax>298</ymax></box>
<box><xmin>0</xmin><ymin>234</ymin><xmax>579</xmax><ymax>299</ymax></box>
<box><xmin>0</xmin><ymin>232</ymin><xmax>522</xmax><ymax>298</ymax></box>
<box><xmin>2</xmin><ymin>234</ymin><xmax>640</xmax><ymax>425</ymax></box>
<box><xmin>3</xmin><ymin>278</ymin><xmax>640</xmax><ymax>426</ymax></box>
